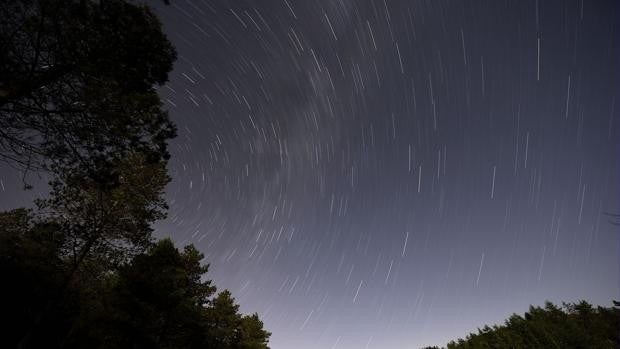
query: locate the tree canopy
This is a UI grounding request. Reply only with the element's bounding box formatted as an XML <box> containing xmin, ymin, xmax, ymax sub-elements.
<box><xmin>421</xmin><ymin>301</ymin><xmax>620</xmax><ymax>349</ymax></box>
<box><xmin>38</xmin><ymin>153</ymin><xmax>170</xmax><ymax>271</ymax></box>
<box><xmin>0</xmin><ymin>0</ymin><xmax>271</xmax><ymax>348</ymax></box>
<box><xmin>0</xmin><ymin>217</ymin><xmax>271</xmax><ymax>348</ymax></box>
<box><xmin>0</xmin><ymin>0</ymin><xmax>176</xmax><ymax>179</ymax></box>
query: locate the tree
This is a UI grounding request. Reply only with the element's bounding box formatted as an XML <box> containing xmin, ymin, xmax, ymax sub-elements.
<box><xmin>0</xmin><ymin>0</ymin><xmax>176</xmax><ymax>180</ymax></box>
<box><xmin>1</xmin><ymin>224</ymin><xmax>272</xmax><ymax>349</ymax></box>
<box><xmin>438</xmin><ymin>301</ymin><xmax>620</xmax><ymax>349</ymax></box>
<box><xmin>238</xmin><ymin>314</ymin><xmax>271</xmax><ymax>349</ymax></box>
<box><xmin>37</xmin><ymin>153</ymin><xmax>170</xmax><ymax>274</ymax></box>
<box><xmin>0</xmin><ymin>1</ymin><xmax>272</xmax><ymax>348</ymax></box>
<box><xmin>206</xmin><ymin>291</ymin><xmax>271</xmax><ymax>349</ymax></box>
<box><xmin>0</xmin><ymin>209</ymin><xmax>67</xmax><ymax>347</ymax></box>
<box><xmin>6</xmin><ymin>154</ymin><xmax>169</xmax><ymax>348</ymax></box>
<box><xmin>207</xmin><ymin>291</ymin><xmax>243</xmax><ymax>348</ymax></box>
<box><xmin>67</xmin><ymin>239</ymin><xmax>217</xmax><ymax>349</ymax></box>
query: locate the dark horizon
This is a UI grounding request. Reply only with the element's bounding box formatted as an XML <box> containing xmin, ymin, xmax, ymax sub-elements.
<box><xmin>1</xmin><ymin>0</ymin><xmax>618</xmax><ymax>348</ymax></box>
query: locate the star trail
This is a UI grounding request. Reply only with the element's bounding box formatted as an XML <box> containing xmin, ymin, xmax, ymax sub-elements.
<box><xmin>1</xmin><ymin>0</ymin><xmax>618</xmax><ymax>348</ymax></box>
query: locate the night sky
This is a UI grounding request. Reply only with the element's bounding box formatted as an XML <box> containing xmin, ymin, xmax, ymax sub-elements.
<box><xmin>2</xmin><ymin>0</ymin><xmax>619</xmax><ymax>348</ymax></box>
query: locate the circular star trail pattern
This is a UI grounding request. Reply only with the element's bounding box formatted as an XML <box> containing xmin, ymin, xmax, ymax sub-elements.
<box><xmin>152</xmin><ymin>1</ymin><xmax>618</xmax><ymax>348</ymax></box>
<box><xmin>147</xmin><ymin>1</ymin><xmax>619</xmax><ymax>348</ymax></box>
<box><xmin>3</xmin><ymin>0</ymin><xmax>617</xmax><ymax>348</ymax></box>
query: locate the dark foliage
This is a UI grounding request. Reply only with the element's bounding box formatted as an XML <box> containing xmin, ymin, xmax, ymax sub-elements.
<box><xmin>0</xmin><ymin>0</ymin><xmax>177</xmax><ymax>181</ymax></box>
<box><xmin>423</xmin><ymin>301</ymin><xmax>620</xmax><ymax>349</ymax></box>
<box><xmin>0</xmin><ymin>0</ymin><xmax>270</xmax><ymax>348</ymax></box>
<box><xmin>0</xmin><ymin>214</ymin><xmax>271</xmax><ymax>348</ymax></box>
<box><xmin>37</xmin><ymin>153</ymin><xmax>171</xmax><ymax>271</ymax></box>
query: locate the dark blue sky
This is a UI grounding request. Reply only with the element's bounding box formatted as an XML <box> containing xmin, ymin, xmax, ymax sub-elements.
<box><xmin>2</xmin><ymin>0</ymin><xmax>618</xmax><ymax>348</ymax></box>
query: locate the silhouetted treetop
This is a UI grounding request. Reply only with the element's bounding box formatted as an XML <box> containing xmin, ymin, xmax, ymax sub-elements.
<box><xmin>0</xmin><ymin>0</ymin><xmax>177</xmax><ymax>180</ymax></box>
<box><xmin>0</xmin><ymin>1</ymin><xmax>272</xmax><ymax>348</ymax></box>
<box><xmin>423</xmin><ymin>301</ymin><xmax>620</xmax><ymax>349</ymax></box>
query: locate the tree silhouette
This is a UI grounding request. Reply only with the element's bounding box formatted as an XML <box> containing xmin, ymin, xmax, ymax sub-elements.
<box><xmin>0</xmin><ymin>0</ymin><xmax>176</xmax><ymax>181</ymax></box>
<box><xmin>206</xmin><ymin>291</ymin><xmax>271</xmax><ymax>349</ymax></box>
<box><xmin>1</xmin><ymin>219</ymin><xmax>272</xmax><ymax>348</ymax></box>
<box><xmin>0</xmin><ymin>0</ymin><xmax>271</xmax><ymax>348</ymax></box>
<box><xmin>76</xmin><ymin>239</ymin><xmax>218</xmax><ymax>349</ymax></box>
<box><xmin>238</xmin><ymin>314</ymin><xmax>272</xmax><ymax>349</ymax></box>
<box><xmin>428</xmin><ymin>301</ymin><xmax>620</xmax><ymax>349</ymax></box>
<box><xmin>37</xmin><ymin>153</ymin><xmax>170</xmax><ymax>274</ymax></box>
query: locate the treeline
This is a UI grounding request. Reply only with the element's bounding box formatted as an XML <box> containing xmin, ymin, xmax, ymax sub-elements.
<box><xmin>1</xmin><ymin>210</ymin><xmax>269</xmax><ymax>348</ymax></box>
<box><xmin>0</xmin><ymin>0</ymin><xmax>269</xmax><ymax>348</ymax></box>
<box><xmin>422</xmin><ymin>301</ymin><xmax>620</xmax><ymax>349</ymax></box>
